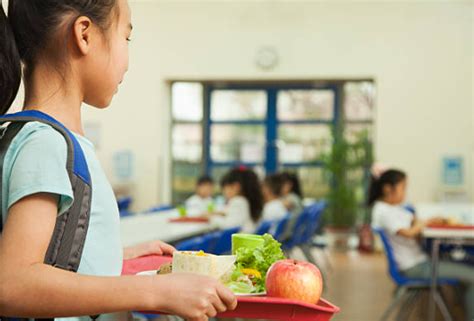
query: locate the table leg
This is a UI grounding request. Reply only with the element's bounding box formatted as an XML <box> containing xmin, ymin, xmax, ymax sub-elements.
<box><xmin>428</xmin><ymin>238</ymin><xmax>440</xmax><ymax>321</ymax></box>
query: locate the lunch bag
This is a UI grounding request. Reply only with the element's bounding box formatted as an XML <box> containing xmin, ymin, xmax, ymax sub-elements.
<box><xmin>0</xmin><ymin>110</ymin><xmax>96</xmax><ymax>321</ymax></box>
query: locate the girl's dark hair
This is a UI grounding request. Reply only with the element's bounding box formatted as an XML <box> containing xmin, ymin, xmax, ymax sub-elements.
<box><xmin>367</xmin><ymin>169</ymin><xmax>407</xmax><ymax>206</ymax></box>
<box><xmin>197</xmin><ymin>175</ymin><xmax>213</xmax><ymax>186</ymax></box>
<box><xmin>280</xmin><ymin>172</ymin><xmax>303</xmax><ymax>198</ymax></box>
<box><xmin>263</xmin><ymin>174</ymin><xmax>284</xmax><ymax>197</ymax></box>
<box><xmin>0</xmin><ymin>0</ymin><xmax>118</xmax><ymax>115</ymax></box>
<box><xmin>221</xmin><ymin>168</ymin><xmax>263</xmax><ymax>223</ymax></box>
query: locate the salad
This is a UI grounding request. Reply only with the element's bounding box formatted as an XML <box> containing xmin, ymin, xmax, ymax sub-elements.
<box><xmin>225</xmin><ymin>234</ymin><xmax>285</xmax><ymax>294</ymax></box>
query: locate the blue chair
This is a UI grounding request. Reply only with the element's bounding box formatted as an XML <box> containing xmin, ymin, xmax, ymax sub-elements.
<box><xmin>212</xmin><ymin>227</ymin><xmax>241</xmax><ymax>255</ymax></box>
<box><xmin>117</xmin><ymin>196</ymin><xmax>132</xmax><ymax>211</ymax></box>
<box><xmin>296</xmin><ymin>202</ymin><xmax>326</xmax><ymax>266</ymax></box>
<box><xmin>146</xmin><ymin>204</ymin><xmax>174</xmax><ymax>213</ymax></box>
<box><xmin>255</xmin><ymin>220</ymin><xmax>273</xmax><ymax>235</ymax></box>
<box><xmin>175</xmin><ymin>233</ymin><xmax>217</xmax><ymax>253</ymax></box>
<box><xmin>272</xmin><ymin>214</ymin><xmax>291</xmax><ymax>242</ymax></box>
<box><xmin>283</xmin><ymin>201</ymin><xmax>325</xmax><ymax>251</ymax></box>
<box><xmin>119</xmin><ymin>209</ymin><xmax>133</xmax><ymax>218</ymax></box>
<box><xmin>374</xmin><ymin>228</ymin><xmax>458</xmax><ymax>321</ymax></box>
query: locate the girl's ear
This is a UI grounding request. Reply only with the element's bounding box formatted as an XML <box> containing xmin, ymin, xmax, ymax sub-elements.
<box><xmin>72</xmin><ymin>16</ymin><xmax>94</xmax><ymax>55</ymax></box>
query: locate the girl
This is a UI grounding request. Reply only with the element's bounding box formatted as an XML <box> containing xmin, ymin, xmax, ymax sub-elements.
<box><xmin>279</xmin><ymin>172</ymin><xmax>303</xmax><ymax>240</ymax></box>
<box><xmin>209</xmin><ymin>168</ymin><xmax>263</xmax><ymax>233</ymax></box>
<box><xmin>0</xmin><ymin>1</ymin><xmax>236</xmax><ymax>321</ymax></box>
<box><xmin>185</xmin><ymin>176</ymin><xmax>214</xmax><ymax>216</ymax></box>
<box><xmin>369</xmin><ymin>169</ymin><xmax>474</xmax><ymax>321</ymax></box>
<box><xmin>279</xmin><ymin>172</ymin><xmax>303</xmax><ymax>216</ymax></box>
<box><xmin>261</xmin><ymin>174</ymin><xmax>287</xmax><ymax>221</ymax></box>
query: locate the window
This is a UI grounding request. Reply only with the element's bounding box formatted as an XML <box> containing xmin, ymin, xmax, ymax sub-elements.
<box><xmin>170</xmin><ymin>80</ymin><xmax>375</xmax><ymax>204</ymax></box>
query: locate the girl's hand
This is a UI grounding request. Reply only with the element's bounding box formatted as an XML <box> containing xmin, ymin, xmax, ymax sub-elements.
<box><xmin>151</xmin><ymin>273</ymin><xmax>237</xmax><ymax>321</ymax></box>
<box><xmin>123</xmin><ymin>240</ymin><xmax>176</xmax><ymax>260</ymax></box>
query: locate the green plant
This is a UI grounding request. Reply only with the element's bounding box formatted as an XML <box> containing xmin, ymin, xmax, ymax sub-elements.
<box><xmin>322</xmin><ymin>125</ymin><xmax>373</xmax><ymax>228</ymax></box>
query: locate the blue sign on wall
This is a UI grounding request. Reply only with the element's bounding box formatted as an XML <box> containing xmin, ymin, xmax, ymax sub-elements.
<box><xmin>442</xmin><ymin>156</ymin><xmax>463</xmax><ymax>186</ymax></box>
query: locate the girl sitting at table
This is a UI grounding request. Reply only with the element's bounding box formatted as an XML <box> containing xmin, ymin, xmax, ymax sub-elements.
<box><xmin>185</xmin><ymin>175</ymin><xmax>214</xmax><ymax>216</ymax></box>
<box><xmin>279</xmin><ymin>172</ymin><xmax>303</xmax><ymax>216</ymax></box>
<box><xmin>261</xmin><ymin>174</ymin><xmax>287</xmax><ymax>221</ymax></box>
<box><xmin>207</xmin><ymin>167</ymin><xmax>263</xmax><ymax>233</ymax></box>
<box><xmin>279</xmin><ymin>172</ymin><xmax>304</xmax><ymax>239</ymax></box>
<box><xmin>370</xmin><ymin>168</ymin><xmax>474</xmax><ymax>321</ymax></box>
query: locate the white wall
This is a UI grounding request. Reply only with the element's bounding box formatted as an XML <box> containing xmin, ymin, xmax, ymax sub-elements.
<box><xmin>10</xmin><ymin>0</ymin><xmax>474</xmax><ymax>210</ymax></box>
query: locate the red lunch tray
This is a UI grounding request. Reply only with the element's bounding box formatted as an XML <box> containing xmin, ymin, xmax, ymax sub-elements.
<box><xmin>122</xmin><ymin>255</ymin><xmax>340</xmax><ymax>321</ymax></box>
<box><xmin>168</xmin><ymin>217</ymin><xmax>210</xmax><ymax>223</ymax></box>
<box><xmin>427</xmin><ymin>224</ymin><xmax>474</xmax><ymax>230</ymax></box>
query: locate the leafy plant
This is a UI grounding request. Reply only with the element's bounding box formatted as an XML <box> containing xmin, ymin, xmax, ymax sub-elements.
<box><xmin>322</xmin><ymin>125</ymin><xmax>373</xmax><ymax>228</ymax></box>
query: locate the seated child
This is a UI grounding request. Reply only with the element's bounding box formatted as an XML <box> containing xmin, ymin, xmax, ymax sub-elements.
<box><xmin>209</xmin><ymin>168</ymin><xmax>263</xmax><ymax>233</ymax></box>
<box><xmin>261</xmin><ymin>174</ymin><xmax>287</xmax><ymax>221</ymax></box>
<box><xmin>370</xmin><ymin>168</ymin><xmax>474</xmax><ymax>321</ymax></box>
<box><xmin>185</xmin><ymin>176</ymin><xmax>214</xmax><ymax>216</ymax></box>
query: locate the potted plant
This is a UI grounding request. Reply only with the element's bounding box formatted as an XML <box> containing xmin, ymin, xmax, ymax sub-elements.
<box><xmin>322</xmin><ymin>125</ymin><xmax>373</xmax><ymax>250</ymax></box>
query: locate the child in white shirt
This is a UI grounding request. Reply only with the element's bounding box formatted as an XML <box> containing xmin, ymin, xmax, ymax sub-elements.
<box><xmin>370</xmin><ymin>169</ymin><xmax>474</xmax><ymax>321</ymax></box>
<box><xmin>209</xmin><ymin>168</ymin><xmax>263</xmax><ymax>233</ymax></box>
<box><xmin>261</xmin><ymin>174</ymin><xmax>287</xmax><ymax>221</ymax></box>
<box><xmin>185</xmin><ymin>176</ymin><xmax>214</xmax><ymax>216</ymax></box>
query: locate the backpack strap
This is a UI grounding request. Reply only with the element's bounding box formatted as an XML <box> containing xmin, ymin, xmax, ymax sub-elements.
<box><xmin>0</xmin><ymin>111</ymin><xmax>93</xmax><ymax>321</ymax></box>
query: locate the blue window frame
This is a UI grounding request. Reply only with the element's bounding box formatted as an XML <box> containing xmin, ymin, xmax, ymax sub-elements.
<box><xmin>170</xmin><ymin>80</ymin><xmax>374</xmax><ymax>204</ymax></box>
<box><xmin>204</xmin><ymin>84</ymin><xmax>339</xmax><ymax>178</ymax></box>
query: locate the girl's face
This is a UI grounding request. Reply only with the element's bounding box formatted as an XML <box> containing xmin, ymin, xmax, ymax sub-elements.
<box><xmin>81</xmin><ymin>0</ymin><xmax>132</xmax><ymax>108</ymax></box>
<box><xmin>261</xmin><ymin>183</ymin><xmax>272</xmax><ymax>202</ymax></box>
<box><xmin>281</xmin><ymin>181</ymin><xmax>292</xmax><ymax>196</ymax></box>
<box><xmin>383</xmin><ymin>179</ymin><xmax>407</xmax><ymax>205</ymax></box>
<box><xmin>196</xmin><ymin>183</ymin><xmax>213</xmax><ymax>199</ymax></box>
<box><xmin>222</xmin><ymin>183</ymin><xmax>241</xmax><ymax>200</ymax></box>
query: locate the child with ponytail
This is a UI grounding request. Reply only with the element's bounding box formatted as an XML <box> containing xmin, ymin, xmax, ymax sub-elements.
<box><xmin>370</xmin><ymin>167</ymin><xmax>473</xmax><ymax>321</ymax></box>
<box><xmin>0</xmin><ymin>1</ymin><xmax>236</xmax><ymax>320</ymax></box>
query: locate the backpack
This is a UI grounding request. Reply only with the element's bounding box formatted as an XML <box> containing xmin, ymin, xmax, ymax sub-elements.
<box><xmin>0</xmin><ymin>110</ymin><xmax>95</xmax><ymax>321</ymax></box>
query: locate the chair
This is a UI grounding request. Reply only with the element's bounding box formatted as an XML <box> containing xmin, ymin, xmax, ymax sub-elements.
<box><xmin>297</xmin><ymin>202</ymin><xmax>326</xmax><ymax>267</ymax></box>
<box><xmin>255</xmin><ymin>220</ymin><xmax>273</xmax><ymax>235</ymax></box>
<box><xmin>272</xmin><ymin>214</ymin><xmax>291</xmax><ymax>242</ymax></box>
<box><xmin>283</xmin><ymin>202</ymin><xmax>325</xmax><ymax>250</ymax></box>
<box><xmin>117</xmin><ymin>196</ymin><xmax>132</xmax><ymax>211</ymax></box>
<box><xmin>374</xmin><ymin>228</ymin><xmax>458</xmax><ymax>321</ymax></box>
<box><xmin>212</xmin><ymin>227</ymin><xmax>241</xmax><ymax>255</ymax></box>
<box><xmin>146</xmin><ymin>204</ymin><xmax>174</xmax><ymax>213</ymax></box>
<box><xmin>175</xmin><ymin>233</ymin><xmax>217</xmax><ymax>253</ymax></box>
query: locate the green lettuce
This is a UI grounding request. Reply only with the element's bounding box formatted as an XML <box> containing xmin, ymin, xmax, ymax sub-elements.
<box><xmin>233</xmin><ymin>234</ymin><xmax>285</xmax><ymax>293</ymax></box>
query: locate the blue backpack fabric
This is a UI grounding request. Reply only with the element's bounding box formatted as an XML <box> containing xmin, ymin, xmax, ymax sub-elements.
<box><xmin>0</xmin><ymin>111</ymin><xmax>94</xmax><ymax>321</ymax></box>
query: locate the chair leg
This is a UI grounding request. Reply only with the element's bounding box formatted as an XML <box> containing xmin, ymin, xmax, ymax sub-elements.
<box><xmin>379</xmin><ymin>287</ymin><xmax>407</xmax><ymax>321</ymax></box>
<box><xmin>395</xmin><ymin>289</ymin><xmax>421</xmax><ymax>321</ymax></box>
<box><xmin>300</xmin><ymin>244</ymin><xmax>319</xmax><ymax>266</ymax></box>
<box><xmin>434</xmin><ymin>287</ymin><xmax>453</xmax><ymax>321</ymax></box>
<box><xmin>321</xmin><ymin>248</ymin><xmax>333</xmax><ymax>272</ymax></box>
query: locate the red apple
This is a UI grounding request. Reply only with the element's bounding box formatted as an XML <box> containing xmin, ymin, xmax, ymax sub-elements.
<box><xmin>265</xmin><ymin>259</ymin><xmax>323</xmax><ymax>304</ymax></box>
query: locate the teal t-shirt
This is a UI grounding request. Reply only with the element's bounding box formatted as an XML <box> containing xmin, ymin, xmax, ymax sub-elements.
<box><xmin>1</xmin><ymin>122</ymin><xmax>129</xmax><ymax>321</ymax></box>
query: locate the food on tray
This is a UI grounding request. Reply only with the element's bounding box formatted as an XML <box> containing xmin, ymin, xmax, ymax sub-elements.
<box><xmin>156</xmin><ymin>262</ymin><xmax>172</xmax><ymax>275</ymax></box>
<box><xmin>266</xmin><ymin>259</ymin><xmax>323</xmax><ymax>304</ymax></box>
<box><xmin>172</xmin><ymin>250</ymin><xmax>236</xmax><ymax>282</ymax></box>
<box><xmin>226</xmin><ymin>234</ymin><xmax>286</xmax><ymax>294</ymax></box>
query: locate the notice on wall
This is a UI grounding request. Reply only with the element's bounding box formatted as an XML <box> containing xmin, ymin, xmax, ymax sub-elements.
<box><xmin>442</xmin><ymin>156</ymin><xmax>464</xmax><ymax>186</ymax></box>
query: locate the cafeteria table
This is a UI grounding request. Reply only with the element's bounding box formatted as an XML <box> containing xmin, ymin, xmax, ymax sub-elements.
<box><xmin>120</xmin><ymin>209</ymin><xmax>214</xmax><ymax>247</ymax></box>
<box><xmin>422</xmin><ymin>225</ymin><xmax>474</xmax><ymax>321</ymax></box>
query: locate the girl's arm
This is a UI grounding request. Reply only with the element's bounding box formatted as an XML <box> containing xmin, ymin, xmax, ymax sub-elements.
<box><xmin>0</xmin><ymin>193</ymin><xmax>236</xmax><ymax>319</ymax></box>
<box><xmin>396</xmin><ymin>218</ymin><xmax>425</xmax><ymax>238</ymax></box>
